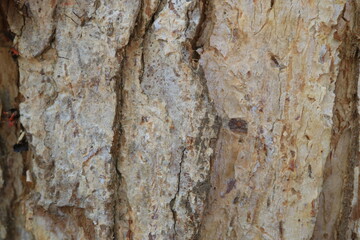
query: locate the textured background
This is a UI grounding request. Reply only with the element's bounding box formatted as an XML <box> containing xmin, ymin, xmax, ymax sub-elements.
<box><xmin>0</xmin><ymin>0</ymin><xmax>360</xmax><ymax>239</ymax></box>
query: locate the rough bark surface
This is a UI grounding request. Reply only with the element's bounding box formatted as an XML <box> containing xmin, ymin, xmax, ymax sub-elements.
<box><xmin>1</xmin><ymin>0</ymin><xmax>360</xmax><ymax>240</ymax></box>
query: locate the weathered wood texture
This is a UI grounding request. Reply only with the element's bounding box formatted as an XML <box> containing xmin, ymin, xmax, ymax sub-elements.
<box><xmin>0</xmin><ymin>0</ymin><xmax>360</xmax><ymax>240</ymax></box>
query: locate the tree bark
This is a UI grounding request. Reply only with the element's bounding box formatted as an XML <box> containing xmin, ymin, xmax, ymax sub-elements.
<box><xmin>0</xmin><ymin>0</ymin><xmax>360</xmax><ymax>240</ymax></box>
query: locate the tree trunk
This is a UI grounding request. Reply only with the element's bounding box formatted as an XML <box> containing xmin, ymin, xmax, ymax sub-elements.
<box><xmin>0</xmin><ymin>0</ymin><xmax>360</xmax><ymax>239</ymax></box>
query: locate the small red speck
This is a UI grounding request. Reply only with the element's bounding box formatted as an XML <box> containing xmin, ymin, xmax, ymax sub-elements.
<box><xmin>9</xmin><ymin>113</ymin><xmax>16</xmax><ymax>121</ymax></box>
<box><xmin>10</xmin><ymin>47</ymin><xmax>19</xmax><ymax>56</ymax></box>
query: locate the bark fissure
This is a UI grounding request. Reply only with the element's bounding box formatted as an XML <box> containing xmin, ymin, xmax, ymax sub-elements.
<box><xmin>144</xmin><ymin>0</ymin><xmax>166</xmax><ymax>34</ymax></box>
<box><xmin>337</xmin><ymin>7</ymin><xmax>360</xmax><ymax>237</ymax></box>
<box><xmin>337</xmin><ymin>46</ymin><xmax>359</xmax><ymax>240</ymax></box>
<box><xmin>313</xmin><ymin>3</ymin><xmax>360</xmax><ymax>238</ymax></box>
<box><xmin>0</xmin><ymin>2</ymin><xmax>29</xmax><ymax>239</ymax></box>
<box><xmin>111</xmin><ymin>50</ymin><xmax>126</xmax><ymax>240</ymax></box>
<box><xmin>170</xmin><ymin>147</ymin><xmax>186</xmax><ymax>238</ymax></box>
<box><xmin>111</xmin><ymin>3</ymin><xmax>144</xmax><ymax>239</ymax></box>
<box><xmin>112</xmin><ymin>0</ymin><xmax>170</xmax><ymax>238</ymax></box>
<box><xmin>189</xmin><ymin>0</ymin><xmax>210</xmax><ymax>50</ymax></box>
<box><xmin>138</xmin><ymin>0</ymin><xmax>166</xmax><ymax>85</ymax></box>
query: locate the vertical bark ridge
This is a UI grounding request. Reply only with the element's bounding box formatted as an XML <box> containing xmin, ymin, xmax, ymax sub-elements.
<box><xmin>117</xmin><ymin>0</ymin><xmax>220</xmax><ymax>239</ymax></box>
<box><xmin>7</xmin><ymin>0</ymin><xmax>141</xmax><ymax>239</ymax></box>
<box><xmin>113</xmin><ymin>1</ymin><xmax>166</xmax><ymax>238</ymax></box>
<box><xmin>199</xmin><ymin>1</ymin><xmax>352</xmax><ymax>239</ymax></box>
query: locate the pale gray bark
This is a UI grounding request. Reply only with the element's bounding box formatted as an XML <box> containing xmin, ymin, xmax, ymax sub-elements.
<box><xmin>0</xmin><ymin>1</ymin><xmax>360</xmax><ymax>240</ymax></box>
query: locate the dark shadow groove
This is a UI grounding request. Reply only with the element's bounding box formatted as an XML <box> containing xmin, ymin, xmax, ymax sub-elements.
<box><xmin>312</xmin><ymin>3</ymin><xmax>360</xmax><ymax>239</ymax></box>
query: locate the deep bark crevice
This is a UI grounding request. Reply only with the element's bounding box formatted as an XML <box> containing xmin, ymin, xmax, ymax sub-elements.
<box><xmin>337</xmin><ymin>5</ymin><xmax>360</xmax><ymax>238</ymax></box>
<box><xmin>337</xmin><ymin>45</ymin><xmax>360</xmax><ymax>240</ymax></box>
<box><xmin>0</xmin><ymin>1</ymin><xmax>30</xmax><ymax>239</ymax></box>
<box><xmin>189</xmin><ymin>0</ymin><xmax>210</xmax><ymax>51</ymax></box>
<box><xmin>170</xmin><ymin>147</ymin><xmax>186</xmax><ymax>237</ymax></box>
<box><xmin>191</xmin><ymin>0</ymin><xmax>221</xmax><ymax>237</ymax></box>
<box><xmin>173</xmin><ymin>0</ymin><xmax>221</xmax><ymax>238</ymax></box>
<box><xmin>111</xmin><ymin>49</ymin><xmax>127</xmax><ymax>240</ymax></box>
<box><xmin>111</xmin><ymin>0</ymin><xmax>162</xmax><ymax>238</ymax></box>
<box><xmin>312</xmin><ymin>3</ymin><xmax>360</xmax><ymax>239</ymax></box>
<box><xmin>111</xmin><ymin>12</ymin><xmax>142</xmax><ymax>240</ymax></box>
<box><xmin>138</xmin><ymin>0</ymin><xmax>166</xmax><ymax>85</ymax></box>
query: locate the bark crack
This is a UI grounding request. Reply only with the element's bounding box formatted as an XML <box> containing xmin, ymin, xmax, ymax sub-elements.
<box><xmin>170</xmin><ymin>147</ymin><xmax>186</xmax><ymax>239</ymax></box>
<box><xmin>337</xmin><ymin>46</ymin><xmax>360</xmax><ymax>240</ymax></box>
<box><xmin>312</xmin><ymin>4</ymin><xmax>360</xmax><ymax>238</ymax></box>
<box><xmin>144</xmin><ymin>0</ymin><xmax>166</xmax><ymax>34</ymax></box>
<box><xmin>111</xmin><ymin>0</ymin><xmax>167</xmax><ymax>238</ymax></box>
<box><xmin>111</xmin><ymin>49</ymin><xmax>130</xmax><ymax>240</ymax></box>
<box><xmin>0</xmin><ymin>3</ymin><xmax>29</xmax><ymax>239</ymax></box>
<box><xmin>111</xmin><ymin>2</ymin><xmax>143</xmax><ymax>238</ymax></box>
<box><xmin>187</xmin><ymin>0</ymin><xmax>211</xmax><ymax>68</ymax></box>
<box><xmin>137</xmin><ymin>0</ymin><xmax>166</xmax><ymax>85</ymax></box>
